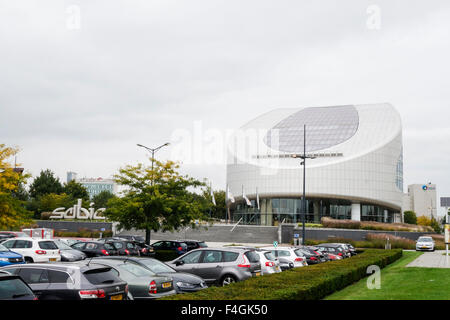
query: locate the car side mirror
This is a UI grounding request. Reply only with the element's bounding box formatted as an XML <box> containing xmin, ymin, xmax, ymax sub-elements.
<box><xmin>175</xmin><ymin>260</ymin><xmax>184</xmax><ymax>266</ymax></box>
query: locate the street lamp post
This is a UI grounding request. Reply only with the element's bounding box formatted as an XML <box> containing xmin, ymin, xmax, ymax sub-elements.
<box><xmin>137</xmin><ymin>142</ymin><xmax>170</xmax><ymax>245</ymax></box>
<box><xmin>291</xmin><ymin>125</ymin><xmax>316</xmax><ymax>246</ymax></box>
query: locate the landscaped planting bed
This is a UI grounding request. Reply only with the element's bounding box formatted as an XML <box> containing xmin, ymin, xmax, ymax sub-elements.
<box><xmin>162</xmin><ymin>249</ymin><xmax>402</xmax><ymax>300</ymax></box>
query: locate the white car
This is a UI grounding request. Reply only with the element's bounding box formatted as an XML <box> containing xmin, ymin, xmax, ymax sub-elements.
<box><xmin>416</xmin><ymin>236</ymin><xmax>435</xmax><ymax>251</ymax></box>
<box><xmin>255</xmin><ymin>250</ymin><xmax>282</xmax><ymax>275</ymax></box>
<box><xmin>1</xmin><ymin>238</ymin><xmax>61</xmax><ymax>263</ymax></box>
<box><xmin>261</xmin><ymin>247</ymin><xmax>308</xmax><ymax>268</ymax></box>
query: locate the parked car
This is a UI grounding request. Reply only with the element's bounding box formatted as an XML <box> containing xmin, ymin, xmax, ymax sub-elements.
<box><xmin>99</xmin><ymin>238</ymin><xmax>141</xmax><ymax>256</ymax></box>
<box><xmin>278</xmin><ymin>257</ymin><xmax>295</xmax><ymax>270</ymax></box>
<box><xmin>416</xmin><ymin>236</ymin><xmax>435</xmax><ymax>251</ymax></box>
<box><xmin>308</xmin><ymin>246</ymin><xmax>340</xmax><ymax>261</ymax></box>
<box><xmin>1</xmin><ymin>262</ymin><xmax>128</xmax><ymax>300</ymax></box>
<box><xmin>0</xmin><ymin>243</ymin><xmax>25</xmax><ymax>266</ymax></box>
<box><xmin>53</xmin><ymin>240</ymin><xmax>86</xmax><ymax>262</ymax></box>
<box><xmin>57</xmin><ymin>238</ymin><xmax>87</xmax><ymax>247</ymax></box>
<box><xmin>95</xmin><ymin>256</ymin><xmax>207</xmax><ymax>293</ymax></box>
<box><xmin>260</xmin><ymin>247</ymin><xmax>308</xmax><ymax>268</ymax></box>
<box><xmin>0</xmin><ymin>272</ymin><xmax>37</xmax><ymax>300</ymax></box>
<box><xmin>342</xmin><ymin>243</ymin><xmax>357</xmax><ymax>256</ymax></box>
<box><xmin>1</xmin><ymin>238</ymin><xmax>61</xmax><ymax>263</ymax></box>
<box><xmin>112</xmin><ymin>235</ymin><xmax>155</xmax><ymax>257</ymax></box>
<box><xmin>230</xmin><ymin>246</ymin><xmax>281</xmax><ymax>275</ymax></box>
<box><xmin>181</xmin><ymin>240</ymin><xmax>208</xmax><ymax>251</ymax></box>
<box><xmin>151</xmin><ymin>240</ymin><xmax>189</xmax><ymax>256</ymax></box>
<box><xmin>316</xmin><ymin>244</ymin><xmax>347</xmax><ymax>258</ymax></box>
<box><xmin>92</xmin><ymin>258</ymin><xmax>176</xmax><ymax>299</ymax></box>
<box><xmin>294</xmin><ymin>247</ymin><xmax>323</xmax><ymax>265</ymax></box>
<box><xmin>0</xmin><ymin>231</ymin><xmax>29</xmax><ymax>239</ymax></box>
<box><xmin>70</xmin><ymin>241</ymin><xmax>118</xmax><ymax>257</ymax></box>
<box><xmin>168</xmin><ymin>248</ymin><xmax>262</xmax><ymax>286</ymax></box>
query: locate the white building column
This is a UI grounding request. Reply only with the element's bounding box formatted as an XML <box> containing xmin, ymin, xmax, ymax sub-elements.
<box><xmin>351</xmin><ymin>203</ymin><xmax>361</xmax><ymax>221</ymax></box>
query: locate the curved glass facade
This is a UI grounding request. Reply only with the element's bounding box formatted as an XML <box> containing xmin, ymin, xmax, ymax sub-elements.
<box><xmin>264</xmin><ymin>105</ymin><xmax>359</xmax><ymax>153</ymax></box>
<box><xmin>232</xmin><ymin>197</ymin><xmax>395</xmax><ymax>225</ymax></box>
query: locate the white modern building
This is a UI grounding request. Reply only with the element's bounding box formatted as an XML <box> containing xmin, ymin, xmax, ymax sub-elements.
<box><xmin>226</xmin><ymin>103</ymin><xmax>404</xmax><ymax>225</ymax></box>
<box><xmin>78</xmin><ymin>177</ymin><xmax>117</xmax><ymax>199</ymax></box>
<box><xmin>403</xmin><ymin>183</ymin><xmax>437</xmax><ymax>219</ymax></box>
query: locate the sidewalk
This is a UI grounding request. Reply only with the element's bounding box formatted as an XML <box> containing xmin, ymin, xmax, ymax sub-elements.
<box><xmin>406</xmin><ymin>250</ymin><xmax>450</xmax><ymax>268</ymax></box>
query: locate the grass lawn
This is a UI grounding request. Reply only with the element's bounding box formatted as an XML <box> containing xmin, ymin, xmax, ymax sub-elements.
<box><xmin>325</xmin><ymin>251</ymin><xmax>450</xmax><ymax>300</ymax></box>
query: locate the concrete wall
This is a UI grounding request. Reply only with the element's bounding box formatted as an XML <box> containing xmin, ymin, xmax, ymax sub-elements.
<box><xmin>35</xmin><ymin>220</ymin><xmax>113</xmax><ymax>232</ymax></box>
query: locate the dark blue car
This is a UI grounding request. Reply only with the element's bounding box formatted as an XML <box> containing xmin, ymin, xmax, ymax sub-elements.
<box><xmin>0</xmin><ymin>243</ymin><xmax>24</xmax><ymax>267</ymax></box>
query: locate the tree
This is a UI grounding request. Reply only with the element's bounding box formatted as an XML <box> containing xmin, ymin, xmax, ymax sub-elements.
<box><xmin>29</xmin><ymin>169</ymin><xmax>63</xmax><ymax>199</ymax></box>
<box><xmin>202</xmin><ymin>189</ymin><xmax>226</xmax><ymax>220</ymax></box>
<box><xmin>104</xmin><ymin>159</ymin><xmax>210</xmax><ymax>244</ymax></box>
<box><xmin>417</xmin><ymin>215</ymin><xmax>432</xmax><ymax>226</ymax></box>
<box><xmin>403</xmin><ymin>211</ymin><xmax>417</xmax><ymax>225</ymax></box>
<box><xmin>92</xmin><ymin>190</ymin><xmax>116</xmax><ymax>209</ymax></box>
<box><xmin>63</xmin><ymin>180</ymin><xmax>89</xmax><ymax>200</ymax></box>
<box><xmin>0</xmin><ymin>144</ymin><xmax>32</xmax><ymax>229</ymax></box>
<box><xmin>38</xmin><ymin>193</ymin><xmax>75</xmax><ymax>213</ymax></box>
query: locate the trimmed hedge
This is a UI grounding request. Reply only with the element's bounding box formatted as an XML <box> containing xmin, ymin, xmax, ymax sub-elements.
<box><xmin>162</xmin><ymin>249</ymin><xmax>402</xmax><ymax>300</ymax></box>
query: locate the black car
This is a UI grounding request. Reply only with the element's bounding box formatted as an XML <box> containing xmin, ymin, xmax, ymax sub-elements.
<box><xmin>1</xmin><ymin>262</ymin><xmax>128</xmax><ymax>300</ymax></box>
<box><xmin>294</xmin><ymin>247</ymin><xmax>323</xmax><ymax>265</ymax></box>
<box><xmin>317</xmin><ymin>244</ymin><xmax>347</xmax><ymax>258</ymax></box>
<box><xmin>181</xmin><ymin>240</ymin><xmax>208</xmax><ymax>252</ymax></box>
<box><xmin>70</xmin><ymin>241</ymin><xmax>118</xmax><ymax>257</ymax></box>
<box><xmin>151</xmin><ymin>240</ymin><xmax>188</xmax><ymax>256</ymax></box>
<box><xmin>98</xmin><ymin>256</ymin><xmax>208</xmax><ymax>293</ymax></box>
<box><xmin>106</xmin><ymin>240</ymin><xmax>140</xmax><ymax>256</ymax></box>
<box><xmin>0</xmin><ymin>272</ymin><xmax>37</xmax><ymax>300</ymax></box>
<box><xmin>115</xmin><ymin>235</ymin><xmax>155</xmax><ymax>257</ymax></box>
<box><xmin>54</xmin><ymin>240</ymin><xmax>86</xmax><ymax>262</ymax></box>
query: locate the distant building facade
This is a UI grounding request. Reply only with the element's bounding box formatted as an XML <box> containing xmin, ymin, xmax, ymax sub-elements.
<box><xmin>66</xmin><ymin>172</ymin><xmax>117</xmax><ymax>199</ymax></box>
<box><xmin>402</xmin><ymin>183</ymin><xmax>437</xmax><ymax>219</ymax></box>
<box><xmin>67</xmin><ymin>171</ymin><xmax>77</xmax><ymax>183</ymax></box>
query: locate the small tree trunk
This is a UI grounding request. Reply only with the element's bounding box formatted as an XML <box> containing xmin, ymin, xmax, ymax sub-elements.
<box><xmin>145</xmin><ymin>228</ymin><xmax>151</xmax><ymax>245</ymax></box>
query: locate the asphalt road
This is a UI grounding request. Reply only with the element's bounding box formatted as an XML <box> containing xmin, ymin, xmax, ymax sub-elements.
<box><xmin>407</xmin><ymin>250</ymin><xmax>450</xmax><ymax>268</ymax></box>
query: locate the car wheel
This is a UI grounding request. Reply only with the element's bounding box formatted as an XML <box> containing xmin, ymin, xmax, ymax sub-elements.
<box><xmin>24</xmin><ymin>257</ymin><xmax>34</xmax><ymax>263</ymax></box>
<box><xmin>221</xmin><ymin>275</ymin><xmax>237</xmax><ymax>286</ymax></box>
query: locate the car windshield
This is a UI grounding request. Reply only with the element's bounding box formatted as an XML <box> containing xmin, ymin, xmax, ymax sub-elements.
<box><xmin>293</xmin><ymin>249</ymin><xmax>305</xmax><ymax>257</ymax></box>
<box><xmin>54</xmin><ymin>240</ymin><xmax>72</xmax><ymax>250</ymax></box>
<box><xmin>0</xmin><ymin>244</ymin><xmax>9</xmax><ymax>252</ymax></box>
<box><xmin>139</xmin><ymin>259</ymin><xmax>175</xmax><ymax>273</ymax></box>
<box><xmin>419</xmin><ymin>238</ymin><xmax>433</xmax><ymax>242</ymax></box>
<box><xmin>0</xmin><ymin>278</ymin><xmax>34</xmax><ymax>299</ymax></box>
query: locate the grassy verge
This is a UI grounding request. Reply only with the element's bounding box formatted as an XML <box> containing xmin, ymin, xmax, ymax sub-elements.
<box><xmin>162</xmin><ymin>249</ymin><xmax>402</xmax><ymax>300</ymax></box>
<box><xmin>325</xmin><ymin>251</ymin><xmax>450</xmax><ymax>300</ymax></box>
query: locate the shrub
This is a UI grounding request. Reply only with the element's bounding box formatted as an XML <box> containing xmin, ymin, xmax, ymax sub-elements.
<box><xmin>320</xmin><ymin>217</ymin><xmax>433</xmax><ymax>232</ymax></box>
<box><xmin>162</xmin><ymin>249</ymin><xmax>402</xmax><ymax>300</ymax></box>
<box><xmin>321</xmin><ymin>217</ymin><xmax>361</xmax><ymax>229</ymax></box>
<box><xmin>403</xmin><ymin>211</ymin><xmax>417</xmax><ymax>225</ymax></box>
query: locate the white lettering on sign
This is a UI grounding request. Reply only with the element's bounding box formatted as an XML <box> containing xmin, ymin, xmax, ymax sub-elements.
<box><xmin>50</xmin><ymin>199</ymin><xmax>106</xmax><ymax>220</ymax></box>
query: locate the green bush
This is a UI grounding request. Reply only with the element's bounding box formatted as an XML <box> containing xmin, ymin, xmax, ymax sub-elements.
<box><xmin>162</xmin><ymin>249</ymin><xmax>402</xmax><ymax>300</ymax></box>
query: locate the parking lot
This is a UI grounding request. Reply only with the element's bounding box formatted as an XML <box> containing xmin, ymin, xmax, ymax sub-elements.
<box><xmin>0</xmin><ymin>231</ymin><xmax>357</xmax><ymax>300</ymax></box>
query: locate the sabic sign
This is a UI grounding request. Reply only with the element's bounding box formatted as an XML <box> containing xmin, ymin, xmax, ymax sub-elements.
<box><xmin>50</xmin><ymin>199</ymin><xmax>106</xmax><ymax>220</ymax></box>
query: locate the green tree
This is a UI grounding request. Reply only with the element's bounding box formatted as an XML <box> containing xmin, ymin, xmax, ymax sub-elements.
<box><xmin>403</xmin><ymin>211</ymin><xmax>417</xmax><ymax>225</ymax></box>
<box><xmin>92</xmin><ymin>190</ymin><xmax>116</xmax><ymax>209</ymax></box>
<box><xmin>202</xmin><ymin>188</ymin><xmax>226</xmax><ymax>220</ymax></box>
<box><xmin>29</xmin><ymin>169</ymin><xmax>63</xmax><ymax>199</ymax></box>
<box><xmin>430</xmin><ymin>218</ymin><xmax>441</xmax><ymax>234</ymax></box>
<box><xmin>38</xmin><ymin>193</ymin><xmax>75</xmax><ymax>213</ymax></box>
<box><xmin>63</xmin><ymin>180</ymin><xmax>89</xmax><ymax>200</ymax></box>
<box><xmin>104</xmin><ymin>159</ymin><xmax>210</xmax><ymax>244</ymax></box>
<box><xmin>0</xmin><ymin>144</ymin><xmax>32</xmax><ymax>229</ymax></box>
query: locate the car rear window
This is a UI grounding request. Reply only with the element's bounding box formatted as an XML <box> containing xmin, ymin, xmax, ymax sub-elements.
<box><xmin>104</xmin><ymin>243</ymin><xmax>115</xmax><ymax>250</ymax></box>
<box><xmin>112</xmin><ymin>242</ymin><xmax>123</xmax><ymax>249</ymax></box>
<box><xmin>126</xmin><ymin>242</ymin><xmax>135</xmax><ymax>249</ymax></box>
<box><xmin>83</xmin><ymin>268</ymin><xmax>122</xmax><ymax>285</ymax></box>
<box><xmin>244</xmin><ymin>251</ymin><xmax>260</xmax><ymax>263</ymax></box>
<box><xmin>38</xmin><ymin>241</ymin><xmax>58</xmax><ymax>250</ymax></box>
<box><xmin>263</xmin><ymin>252</ymin><xmax>276</xmax><ymax>260</ymax></box>
<box><xmin>0</xmin><ymin>278</ymin><xmax>35</xmax><ymax>299</ymax></box>
<box><xmin>278</xmin><ymin>250</ymin><xmax>291</xmax><ymax>257</ymax></box>
<box><xmin>48</xmin><ymin>270</ymin><xmax>71</xmax><ymax>284</ymax></box>
<box><xmin>223</xmin><ymin>251</ymin><xmax>239</xmax><ymax>262</ymax></box>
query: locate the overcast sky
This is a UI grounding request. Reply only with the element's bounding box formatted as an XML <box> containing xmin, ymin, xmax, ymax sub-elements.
<box><xmin>1</xmin><ymin>1</ymin><xmax>449</xmax><ymax>217</ymax></box>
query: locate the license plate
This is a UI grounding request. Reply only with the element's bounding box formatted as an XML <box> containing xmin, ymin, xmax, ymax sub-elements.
<box><xmin>421</xmin><ymin>247</ymin><xmax>428</xmax><ymax>249</ymax></box>
<box><xmin>275</xmin><ymin>267</ymin><xmax>280</xmax><ymax>271</ymax></box>
<box><xmin>49</xmin><ymin>258</ymin><xmax>57</xmax><ymax>262</ymax></box>
<box><xmin>110</xmin><ymin>295</ymin><xmax>123</xmax><ymax>300</ymax></box>
<box><xmin>255</xmin><ymin>272</ymin><xmax>261</xmax><ymax>277</ymax></box>
<box><xmin>162</xmin><ymin>282</ymin><xmax>172</xmax><ymax>289</ymax></box>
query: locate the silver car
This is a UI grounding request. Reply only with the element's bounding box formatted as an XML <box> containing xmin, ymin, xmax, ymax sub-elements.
<box><xmin>261</xmin><ymin>247</ymin><xmax>308</xmax><ymax>268</ymax></box>
<box><xmin>168</xmin><ymin>247</ymin><xmax>262</xmax><ymax>286</ymax></box>
<box><xmin>416</xmin><ymin>236</ymin><xmax>435</xmax><ymax>251</ymax></box>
